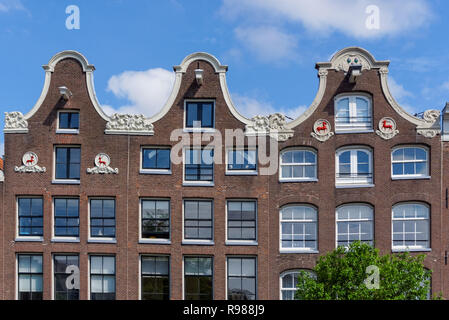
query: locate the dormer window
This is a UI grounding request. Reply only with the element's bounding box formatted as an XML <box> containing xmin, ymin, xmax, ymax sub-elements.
<box><xmin>334</xmin><ymin>95</ymin><xmax>372</xmax><ymax>133</ymax></box>
<box><xmin>185</xmin><ymin>101</ymin><xmax>214</xmax><ymax>131</ymax></box>
<box><xmin>57</xmin><ymin>111</ymin><xmax>79</xmax><ymax>134</ymax></box>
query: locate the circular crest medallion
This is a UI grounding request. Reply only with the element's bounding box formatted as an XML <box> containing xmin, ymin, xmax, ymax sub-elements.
<box><xmin>95</xmin><ymin>153</ymin><xmax>111</xmax><ymax>168</ymax></box>
<box><xmin>313</xmin><ymin>119</ymin><xmax>331</xmax><ymax>136</ymax></box>
<box><xmin>22</xmin><ymin>152</ymin><xmax>38</xmax><ymax>167</ymax></box>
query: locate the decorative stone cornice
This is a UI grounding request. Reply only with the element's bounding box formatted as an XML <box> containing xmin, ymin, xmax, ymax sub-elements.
<box><xmin>4</xmin><ymin>112</ymin><xmax>29</xmax><ymax>133</ymax></box>
<box><xmin>245</xmin><ymin>113</ymin><xmax>294</xmax><ymax>142</ymax></box>
<box><xmin>105</xmin><ymin>114</ymin><xmax>154</xmax><ymax>135</ymax></box>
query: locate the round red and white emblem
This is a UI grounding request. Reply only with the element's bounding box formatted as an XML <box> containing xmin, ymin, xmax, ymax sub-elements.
<box><xmin>94</xmin><ymin>153</ymin><xmax>111</xmax><ymax>168</ymax></box>
<box><xmin>378</xmin><ymin>117</ymin><xmax>396</xmax><ymax>133</ymax></box>
<box><xmin>22</xmin><ymin>152</ymin><xmax>38</xmax><ymax>167</ymax></box>
<box><xmin>313</xmin><ymin>119</ymin><xmax>331</xmax><ymax>135</ymax></box>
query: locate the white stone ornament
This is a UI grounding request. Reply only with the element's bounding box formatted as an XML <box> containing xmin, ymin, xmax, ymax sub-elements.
<box><xmin>87</xmin><ymin>153</ymin><xmax>118</xmax><ymax>174</ymax></box>
<box><xmin>245</xmin><ymin>113</ymin><xmax>294</xmax><ymax>142</ymax></box>
<box><xmin>311</xmin><ymin>119</ymin><xmax>334</xmax><ymax>142</ymax></box>
<box><xmin>105</xmin><ymin>114</ymin><xmax>154</xmax><ymax>135</ymax></box>
<box><xmin>15</xmin><ymin>151</ymin><xmax>46</xmax><ymax>173</ymax></box>
<box><xmin>376</xmin><ymin>117</ymin><xmax>399</xmax><ymax>140</ymax></box>
<box><xmin>4</xmin><ymin>112</ymin><xmax>29</xmax><ymax>133</ymax></box>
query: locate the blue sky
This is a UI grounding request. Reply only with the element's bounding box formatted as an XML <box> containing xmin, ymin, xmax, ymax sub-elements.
<box><xmin>1</xmin><ymin>0</ymin><xmax>449</xmax><ymax>156</ymax></box>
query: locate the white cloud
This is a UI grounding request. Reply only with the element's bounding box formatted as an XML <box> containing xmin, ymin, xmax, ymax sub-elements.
<box><xmin>220</xmin><ymin>0</ymin><xmax>433</xmax><ymax>39</ymax></box>
<box><xmin>234</xmin><ymin>26</ymin><xmax>299</xmax><ymax>62</ymax></box>
<box><xmin>388</xmin><ymin>76</ymin><xmax>416</xmax><ymax>114</ymax></box>
<box><xmin>0</xmin><ymin>0</ymin><xmax>25</xmax><ymax>12</ymax></box>
<box><xmin>105</xmin><ymin>68</ymin><xmax>175</xmax><ymax>117</ymax></box>
<box><xmin>232</xmin><ymin>93</ymin><xmax>306</xmax><ymax>120</ymax></box>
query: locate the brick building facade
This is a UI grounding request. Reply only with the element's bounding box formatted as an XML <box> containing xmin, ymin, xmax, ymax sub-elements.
<box><xmin>0</xmin><ymin>47</ymin><xmax>447</xmax><ymax>300</ymax></box>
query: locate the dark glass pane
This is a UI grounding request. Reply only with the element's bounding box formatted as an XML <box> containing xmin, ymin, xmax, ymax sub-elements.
<box><xmin>70</xmin><ymin>148</ymin><xmax>81</xmax><ymax>163</ymax></box>
<box><xmin>157</xmin><ymin>149</ymin><xmax>171</xmax><ymax>169</ymax></box>
<box><xmin>59</xmin><ymin>113</ymin><xmax>69</xmax><ymax>129</ymax></box>
<box><xmin>69</xmin><ymin>164</ymin><xmax>80</xmax><ymax>179</ymax></box>
<box><xmin>143</xmin><ymin>149</ymin><xmax>157</xmax><ymax>169</ymax></box>
<box><xmin>201</xmin><ymin>104</ymin><xmax>213</xmax><ymax>127</ymax></box>
<box><xmin>56</xmin><ymin>164</ymin><xmax>67</xmax><ymax>179</ymax></box>
<box><xmin>54</xmin><ymin>199</ymin><xmax>66</xmax><ymax>217</ymax></box>
<box><xmin>56</xmin><ymin>148</ymin><xmax>67</xmax><ymax>163</ymax></box>
<box><xmin>186</xmin><ymin>103</ymin><xmax>198</xmax><ymax>127</ymax></box>
<box><xmin>70</xmin><ymin>113</ymin><xmax>79</xmax><ymax>129</ymax></box>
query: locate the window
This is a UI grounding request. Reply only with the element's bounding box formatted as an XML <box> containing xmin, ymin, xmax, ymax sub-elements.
<box><xmin>141</xmin><ymin>147</ymin><xmax>171</xmax><ymax>172</ymax></box>
<box><xmin>392</xmin><ymin>203</ymin><xmax>430</xmax><ymax>251</ymax></box>
<box><xmin>54</xmin><ymin>198</ymin><xmax>79</xmax><ymax>238</ymax></box>
<box><xmin>54</xmin><ymin>255</ymin><xmax>79</xmax><ymax>300</ymax></box>
<box><xmin>141</xmin><ymin>199</ymin><xmax>170</xmax><ymax>241</ymax></box>
<box><xmin>227</xmin><ymin>257</ymin><xmax>256</xmax><ymax>300</ymax></box>
<box><xmin>227</xmin><ymin>149</ymin><xmax>257</xmax><ymax>174</ymax></box>
<box><xmin>335</xmin><ymin>95</ymin><xmax>372</xmax><ymax>132</ymax></box>
<box><xmin>336</xmin><ymin>147</ymin><xmax>373</xmax><ymax>186</ymax></box>
<box><xmin>185</xmin><ymin>101</ymin><xmax>214</xmax><ymax>129</ymax></box>
<box><xmin>184</xmin><ymin>257</ymin><xmax>213</xmax><ymax>300</ymax></box>
<box><xmin>90</xmin><ymin>256</ymin><xmax>115</xmax><ymax>300</ymax></box>
<box><xmin>55</xmin><ymin>146</ymin><xmax>81</xmax><ymax>181</ymax></box>
<box><xmin>184</xmin><ymin>148</ymin><xmax>214</xmax><ymax>183</ymax></box>
<box><xmin>280</xmin><ymin>270</ymin><xmax>316</xmax><ymax>300</ymax></box>
<box><xmin>58</xmin><ymin>111</ymin><xmax>79</xmax><ymax>132</ymax></box>
<box><xmin>392</xmin><ymin>146</ymin><xmax>429</xmax><ymax>179</ymax></box>
<box><xmin>280</xmin><ymin>205</ymin><xmax>317</xmax><ymax>252</ymax></box>
<box><xmin>184</xmin><ymin>200</ymin><xmax>213</xmax><ymax>242</ymax></box>
<box><xmin>280</xmin><ymin>149</ymin><xmax>317</xmax><ymax>181</ymax></box>
<box><xmin>227</xmin><ymin>201</ymin><xmax>257</xmax><ymax>243</ymax></box>
<box><xmin>18</xmin><ymin>254</ymin><xmax>43</xmax><ymax>300</ymax></box>
<box><xmin>18</xmin><ymin>197</ymin><xmax>43</xmax><ymax>238</ymax></box>
<box><xmin>336</xmin><ymin>204</ymin><xmax>373</xmax><ymax>247</ymax></box>
<box><xmin>90</xmin><ymin>199</ymin><xmax>116</xmax><ymax>239</ymax></box>
<box><xmin>141</xmin><ymin>256</ymin><xmax>170</xmax><ymax>300</ymax></box>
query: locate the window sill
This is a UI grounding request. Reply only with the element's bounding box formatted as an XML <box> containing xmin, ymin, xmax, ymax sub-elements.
<box><xmin>88</xmin><ymin>238</ymin><xmax>117</xmax><ymax>244</ymax></box>
<box><xmin>280</xmin><ymin>249</ymin><xmax>319</xmax><ymax>254</ymax></box>
<box><xmin>182</xmin><ymin>240</ymin><xmax>214</xmax><ymax>246</ymax></box>
<box><xmin>139</xmin><ymin>169</ymin><xmax>172</xmax><ymax>175</ymax></box>
<box><xmin>182</xmin><ymin>182</ymin><xmax>215</xmax><ymax>187</ymax></box>
<box><xmin>56</xmin><ymin>129</ymin><xmax>79</xmax><ymax>134</ymax></box>
<box><xmin>336</xmin><ymin>184</ymin><xmax>374</xmax><ymax>189</ymax></box>
<box><xmin>139</xmin><ymin>239</ymin><xmax>171</xmax><ymax>245</ymax></box>
<box><xmin>392</xmin><ymin>248</ymin><xmax>431</xmax><ymax>253</ymax></box>
<box><xmin>391</xmin><ymin>176</ymin><xmax>431</xmax><ymax>181</ymax></box>
<box><xmin>51</xmin><ymin>237</ymin><xmax>80</xmax><ymax>243</ymax></box>
<box><xmin>15</xmin><ymin>237</ymin><xmax>43</xmax><ymax>242</ymax></box>
<box><xmin>279</xmin><ymin>178</ymin><xmax>318</xmax><ymax>183</ymax></box>
<box><xmin>183</xmin><ymin>128</ymin><xmax>216</xmax><ymax>133</ymax></box>
<box><xmin>225</xmin><ymin>171</ymin><xmax>258</xmax><ymax>176</ymax></box>
<box><xmin>52</xmin><ymin>179</ymin><xmax>80</xmax><ymax>185</ymax></box>
<box><xmin>226</xmin><ymin>241</ymin><xmax>258</xmax><ymax>246</ymax></box>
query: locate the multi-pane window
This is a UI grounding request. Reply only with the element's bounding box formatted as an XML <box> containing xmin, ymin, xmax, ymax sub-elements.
<box><xmin>55</xmin><ymin>146</ymin><xmax>81</xmax><ymax>180</ymax></box>
<box><xmin>336</xmin><ymin>148</ymin><xmax>372</xmax><ymax>185</ymax></box>
<box><xmin>227</xmin><ymin>149</ymin><xmax>257</xmax><ymax>172</ymax></box>
<box><xmin>18</xmin><ymin>197</ymin><xmax>43</xmax><ymax>237</ymax></box>
<box><xmin>280</xmin><ymin>270</ymin><xmax>316</xmax><ymax>300</ymax></box>
<box><xmin>392</xmin><ymin>147</ymin><xmax>429</xmax><ymax>178</ymax></box>
<box><xmin>184</xmin><ymin>257</ymin><xmax>213</xmax><ymax>300</ymax></box>
<box><xmin>90</xmin><ymin>256</ymin><xmax>115</xmax><ymax>300</ymax></box>
<box><xmin>280</xmin><ymin>149</ymin><xmax>317</xmax><ymax>181</ymax></box>
<box><xmin>58</xmin><ymin>111</ymin><xmax>79</xmax><ymax>130</ymax></box>
<box><xmin>280</xmin><ymin>205</ymin><xmax>317</xmax><ymax>251</ymax></box>
<box><xmin>54</xmin><ymin>255</ymin><xmax>79</xmax><ymax>300</ymax></box>
<box><xmin>90</xmin><ymin>199</ymin><xmax>116</xmax><ymax>238</ymax></box>
<box><xmin>185</xmin><ymin>101</ymin><xmax>214</xmax><ymax>128</ymax></box>
<box><xmin>392</xmin><ymin>203</ymin><xmax>430</xmax><ymax>250</ymax></box>
<box><xmin>227</xmin><ymin>201</ymin><xmax>257</xmax><ymax>242</ymax></box>
<box><xmin>184</xmin><ymin>200</ymin><xmax>213</xmax><ymax>241</ymax></box>
<box><xmin>18</xmin><ymin>254</ymin><xmax>43</xmax><ymax>300</ymax></box>
<box><xmin>141</xmin><ymin>256</ymin><xmax>170</xmax><ymax>300</ymax></box>
<box><xmin>142</xmin><ymin>148</ymin><xmax>171</xmax><ymax>171</ymax></box>
<box><xmin>141</xmin><ymin>199</ymin><xmax>170</xmax><ymax>240</ymax></box>
<box><xmin>185</xmin><ymin>148</ymin><xmax>214</xmax><ymax>182</ymax></box>
<box><xmin>227</xmin><ymin>257</ymin><xmax>256</xmax><ymax>300</ymax></box>
<box><xmin>54</xmin><ymin>198</ymin><xmax>79</xmax><ymax>238</ymax></box>
<box><xmin>335</xmin><ymin>95</ymin><xmax>372</xmax><ymax>132</ymax></box>
<box><xmin>336</xmin><ymin>204</ymin><xmax>373</xmax><ymax>247</ymax></box>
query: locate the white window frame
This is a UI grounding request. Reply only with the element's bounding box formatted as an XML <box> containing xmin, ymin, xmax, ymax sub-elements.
<box><xmin>88</xmin><ymin>254</ymin><xmax>116</xmax><ymax>301</ymax></box>
<box><xmin>139</xmin><ymin>198</ymin><xmax>171</xmax><ymax>244</ymax></box>
<box><xmin>139</xmin><ymin>254</ymin><xmax>171</xmax><ymax>300</ymax></box>
<box><xmin>225</xmin><ymin>256</ymin><xmax>257</xmax><ymax>301</ymax></box>
<box><xmin>391</xmin><ymin>146</ymin><xmax>430</xmax><ymax>180</ymax></box>
<box><xmin>88</xmin><ymin>197</ymin><xmax>117</xmax><ymax>244</ymax></box>
<box><xmin>182</xmin><ymin>199</ymin><xmax>214</xmax><ymax>245</ymax></box>
<box><xmin>225</xmin><ymin>199</ymin><xmax>258</xmax><ymax>246</ymax></box>
<box><xmin>225</xmin><ymin>147</ymin><xmax>258</xmax><ymax>176</ymax></box>
<box><xmin>334</xmin><ymin>94</ymin><xmax>373</xmax><ymax>133</ymax></box>
<box><xmin>392</xmin><ymin>202</ymin><xmax>431</xmax><ymax>252</ymax></box>
<box><xmin>279</xmin><ymin>148</ymin><xmax>318</xmax><ymax>183</ymax></box>
<box><xmin>140</xmin><ymin>146</ymin><xmax>172</xmax><ymax>175</ymax></box>
<box><xmin>279</xmin><ymin>269</ymin><xmax>316</xmax><ymax>300</ymax></box>
<box><xmin>183</xmin><ymin>99</ymin><xmax>216</xmax><ymax>133</ymax></box>
<box><xmin>56</xmin><ymin>110</ymin><xmax>80</xmax><ymax>134</ymax></box>
<box><xmin>336</xmin><ymin>146</ymin><xmax>373</xmax><ymax>188</ymax></box>
<box><xmin>182</xmin><ymin>147</ymin><xmax>215</xmax><ymax>187</ymax></box>
<box><xmin>52</xmin><ymin>145</ymin><xmax>81</xmax><ymax>185</ymax></box>
<box><xmin>279</xmin><ymin>204</ymin><xmax>318</xmax><ymax>253</ymax></box>
<box><xmin>335</xmin><ymin>204</ymin><xmax>374</xmax><ymax>248</ymax></box>
<box><xmin>51</xmin><ymin>197</ymin><xmax>80</xmax><ymax>243</ymax></box>
<box><xmin>15</xmin><ymin>196</ymin><xmax>44</xmax><ymax>242</ymax></box>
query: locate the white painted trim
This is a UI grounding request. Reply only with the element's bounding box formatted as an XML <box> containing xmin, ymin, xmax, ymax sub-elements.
<box><xmin>391</xmin><ymin>145</ymin><xmax>429</xmax><ymax>179</ymax></box>
<box><xmin>56</xmin><ymin>110</ymin><xmax>80</xmax><ymax>134</ymax></box>
<box><xmin>279</xmin><ymin>147</ymin><xmax>318</xmax><ymax>182</ymax></box>
<box><xmin>334</xmin><ymin>94</ymin><xmax>373</xmax><ymax>133</ymax></box>
<box><xmin>225</xmin><ymin>199</ymin><xmax>258</xmax><ymax>244</ymax></box>
<box><xmin>87</xmin><ymin>197</ymin><xmax>117</xmax><ymax>243</ymax></box>
<box><xmin>182</xmin><ymin>198</ymin><xmax>214</xmax><ymax>243</ymax></box>
<box><xmin>335</xmin><ymin>203</ymin><xmax>374</xmax><ymax>249</ymax></box>
<box><xmin>51</xmin><ymin>196</ymin><xmax>80</xmax><ymax>243</ymax></box>
<box><xmin>15</xmin><ymin>195</ymin><xmax>44</xmax><ymax>241</ymax></box>
<box><xmin>139</xmin><ymin>198</ymin><xmax>171</xmax><ymax>244</ymax></box>
<box><xmin>53</xmin><ymin>145</ymin><xmax>81</xmax><ymax>184</ymax></box>
<box><xmin>183</xmin><ymin>99</ymin><xmax>215</xmax><ymax>130</ymax></box>
<box><xmin>335</xmin><ymin>146</ymin><xmax>373</xmax><ymax>186</ymax></box>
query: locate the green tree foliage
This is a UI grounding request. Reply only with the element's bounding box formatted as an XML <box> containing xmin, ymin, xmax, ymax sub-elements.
<box><xmin>295</xmin><ymin>241</ymin><xmax>436</xmax><ymax>300</ymax></box>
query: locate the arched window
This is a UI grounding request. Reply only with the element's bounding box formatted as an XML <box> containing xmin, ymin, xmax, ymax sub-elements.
<box><xmin>336</xmin><ymin>147</ymin><xmax>373</xmax><ymax>186</ymax></box>
<box><xmin>392</xmin><ymin>202</ymin><xmax>430</xmax><ymax>251</ymax></box>
<box><xmin>280</xmin><ymin>205</ymin><xmax>318</xmax><ymax>252</ymax></box>
<box><xmin>335</xmin><ymin>95</ymin><xmax>372</xmax><ymax>132</ymax></box>
<box><xmin>392</xmin><ymin>146</ymin><xmax>429</xmax><ymax>179</ymax></box>
<box><xmin>336</xmin><ymin>204</ymin><xmax>374</xmax><ymax>247</ymax></box>
<box><xmin>280</xmin><ymin>270</ymin><xmax>316</xmax><ymax>300</ymax></box>
<box><xmin>279</xmin><ymin>148</ymin><xmax>317</xmax><ymax>182</ymax></box>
